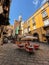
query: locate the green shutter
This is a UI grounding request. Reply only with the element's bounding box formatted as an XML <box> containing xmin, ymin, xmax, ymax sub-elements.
<box><xmin>15</xmin><ymin>26</ymin><xmax>19</xmax><ymax>34</ymax></box>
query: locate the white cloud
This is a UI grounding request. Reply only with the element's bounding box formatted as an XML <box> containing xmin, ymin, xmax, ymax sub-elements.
<box><xmin>32</xmin><ymin>0</ymin><xmax>39</xmax><ymax>5</ymax></box>
<box><xmin>41</xmin><ymin>0</ymin><xmax>47</xmax><ymax>6</ymax></box>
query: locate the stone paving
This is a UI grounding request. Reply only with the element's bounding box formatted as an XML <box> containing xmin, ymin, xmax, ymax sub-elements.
<box><xmin>0</xmin><ymin>42</ymin><xmax>49</xmax><ymax>65</ymax></box>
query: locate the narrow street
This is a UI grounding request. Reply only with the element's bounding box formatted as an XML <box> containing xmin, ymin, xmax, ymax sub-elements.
<box><xmin>0</xmin><ymin>42</ymin><xmax>49</xmax><ymax>65</ymax></box>
<box><xmin>0</xmin><ymin>0</ymin><xmax>49</xmax><ymax>65</ymax></box>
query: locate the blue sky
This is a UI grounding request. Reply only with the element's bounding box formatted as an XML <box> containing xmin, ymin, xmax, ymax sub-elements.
<box><xmin>9</xmin><ymin>0</ymin><xmax>47</xmax><ymax>25</ymax></box>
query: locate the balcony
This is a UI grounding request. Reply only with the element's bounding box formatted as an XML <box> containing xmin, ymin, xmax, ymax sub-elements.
<box><xmin>43</xmin><ymin>16</ymin><xmax>48</xmax><ymax>21</ymax></box>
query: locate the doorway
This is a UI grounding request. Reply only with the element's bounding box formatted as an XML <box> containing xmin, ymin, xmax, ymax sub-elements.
<box><xmin>33</xmin><ymin>33</ymin><xmax>39</xmax><ymax>42</ymax></box>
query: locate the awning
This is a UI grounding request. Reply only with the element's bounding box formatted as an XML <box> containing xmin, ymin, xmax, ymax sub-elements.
<box><xmin>21</xmin><ymin>36</ymin><xmax>38</xmax><ymax>41</ymax></box>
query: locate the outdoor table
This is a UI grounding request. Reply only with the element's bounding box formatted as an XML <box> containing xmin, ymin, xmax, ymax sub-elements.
<box><xmin>28</xmin><ymin>45</ymin><xmax>33</xmax><ymax>48</ymax></box>
<box><xmin>25</xmin><ymin>45</ymin><xmax>34</xmax><ymax>52</ymax></box>
<box><xmin>33</xmin><ymin>44</ymin><xmax>39</xmax><ymax>49</ymax></box>
<box><xmin>28</xmin><ymin>46</ymin><xmax>34</xmax><ymax>48</ymax></box>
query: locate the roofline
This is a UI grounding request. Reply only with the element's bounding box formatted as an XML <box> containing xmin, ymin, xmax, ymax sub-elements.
<box><xmin>25</xmin><ymin>0</ymin><xmax>49</xmax><ymax>22</ymax></box>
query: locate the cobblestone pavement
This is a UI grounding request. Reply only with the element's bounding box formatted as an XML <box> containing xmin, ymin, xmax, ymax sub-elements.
<box><xmin>0</xmin><ymin>42</ymin><xmax>49</xmax><ymax>65</ymax></box>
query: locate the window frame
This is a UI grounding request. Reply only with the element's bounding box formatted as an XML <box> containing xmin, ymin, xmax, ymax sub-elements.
<box><xmin>42</xmin><ymin>10</ymin><xmax>48</xmax><ymax>18</ymax></box>
<box><xmin>32</xmin><ymin>18</ymin><xmax>36</xmax><ymax>26</ymax></box>
<box><xmin>27</xmin><ymin>26</ymin><xmax>30</xmax><ymax>32</ymax></box>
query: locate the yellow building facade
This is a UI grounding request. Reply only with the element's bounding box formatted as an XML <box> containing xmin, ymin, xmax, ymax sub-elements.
<box><xmin>23</xmin><ymin>1</ymin><xmax>49</xmax><ymax>43</ymax></box>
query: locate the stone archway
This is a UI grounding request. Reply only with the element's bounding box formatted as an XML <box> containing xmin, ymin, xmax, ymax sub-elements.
<box><xmin>33</xmin><ymin>33</ymin><xmax>39</xmax><ymax>41</ymax></box>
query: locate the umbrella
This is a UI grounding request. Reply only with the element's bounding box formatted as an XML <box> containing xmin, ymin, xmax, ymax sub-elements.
<box><xmin>21</xmin><ymin>36</ymin><xmax>37</xmax><ymax>41</ymax></box>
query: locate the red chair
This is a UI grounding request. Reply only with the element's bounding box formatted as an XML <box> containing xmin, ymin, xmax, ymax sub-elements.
<box><xmin>33</xmin><ymin>44</ymin><xmax>40</xmax><ymax>49</ymax></box>
<box><xmin>25</xmin><ymin>41</ymin><xmax>33</xmax><ymax>52</ymax></box>
<box><xmin>17</xmin><ymin>42</ymin><xmax>24</xmax><ymax>49</ymax></box>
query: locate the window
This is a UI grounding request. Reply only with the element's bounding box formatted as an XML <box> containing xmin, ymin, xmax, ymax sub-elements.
<box><xmin>24</xmin><ymin>28</ymin><xmax>28</xmax><ymax>34</ymax></box>
<box><xmin>48</xmin><ymin>0</ymin><xmax>49</xmax><ymax>5</ymax></box>
<box><xmin>27</xmin><ymin>21</ymin><xmax>30</xmax><ymax>26</ymax></box>
<box><xmin>27</xmin><ymin>21</ymin><xmax>30</xmax><ymax>32</ymax></box>
<box><xmin>32</xmin><ymin>18</ymin><xmax>36</xmax><ymax>29</ymax></box>
<box><xmin>44</xmin><ymin>19</ymin><xmax>49</xmax><ymax>26</ymax></box>
<box><xmin>28</xmin><ymin>26</ymin><xmax>30</xmax><ymax>32</ymax></box>
<box><xmin>33</xmin><ymin>26</ymin><xmax>36</xmax><ymax>29</ymax></box>
<box><xmin>42</xmin><ymin>11</ymin><xmax>48</xmax><ymax>18</ymax></box>
<box><xmin>32</xmin><ymin>18</ymin><xmax>36</xmax><ymax>26</ymax></box>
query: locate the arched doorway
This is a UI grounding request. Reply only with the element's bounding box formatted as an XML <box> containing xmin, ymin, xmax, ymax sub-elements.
<box><xmin>33</xmin><ymin>33</ymin><xmax>39</xmax><ymax>42</ymax></box>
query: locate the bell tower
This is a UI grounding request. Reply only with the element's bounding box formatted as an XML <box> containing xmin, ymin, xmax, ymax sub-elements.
<box><xmin>18</xmin><ymin>15</ymin><xmax>22</xmax><ymax>35</ymax></box>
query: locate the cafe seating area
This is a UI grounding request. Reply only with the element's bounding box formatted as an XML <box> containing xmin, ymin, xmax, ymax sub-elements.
<box><xmin>16</xmin><ymin>41</ymin><xmax>40</xmax><ymax>53</ymax></box>
<box><xmin>15</xmin><ymin>35</ymin><xmax>40</xmax><ymax>53</ymax></box>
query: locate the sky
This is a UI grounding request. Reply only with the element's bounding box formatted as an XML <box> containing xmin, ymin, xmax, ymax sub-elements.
<box><xmin>9</xmin><ymin>0</ymin><xmax>47</xmax><ymax>25</ymax></box>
